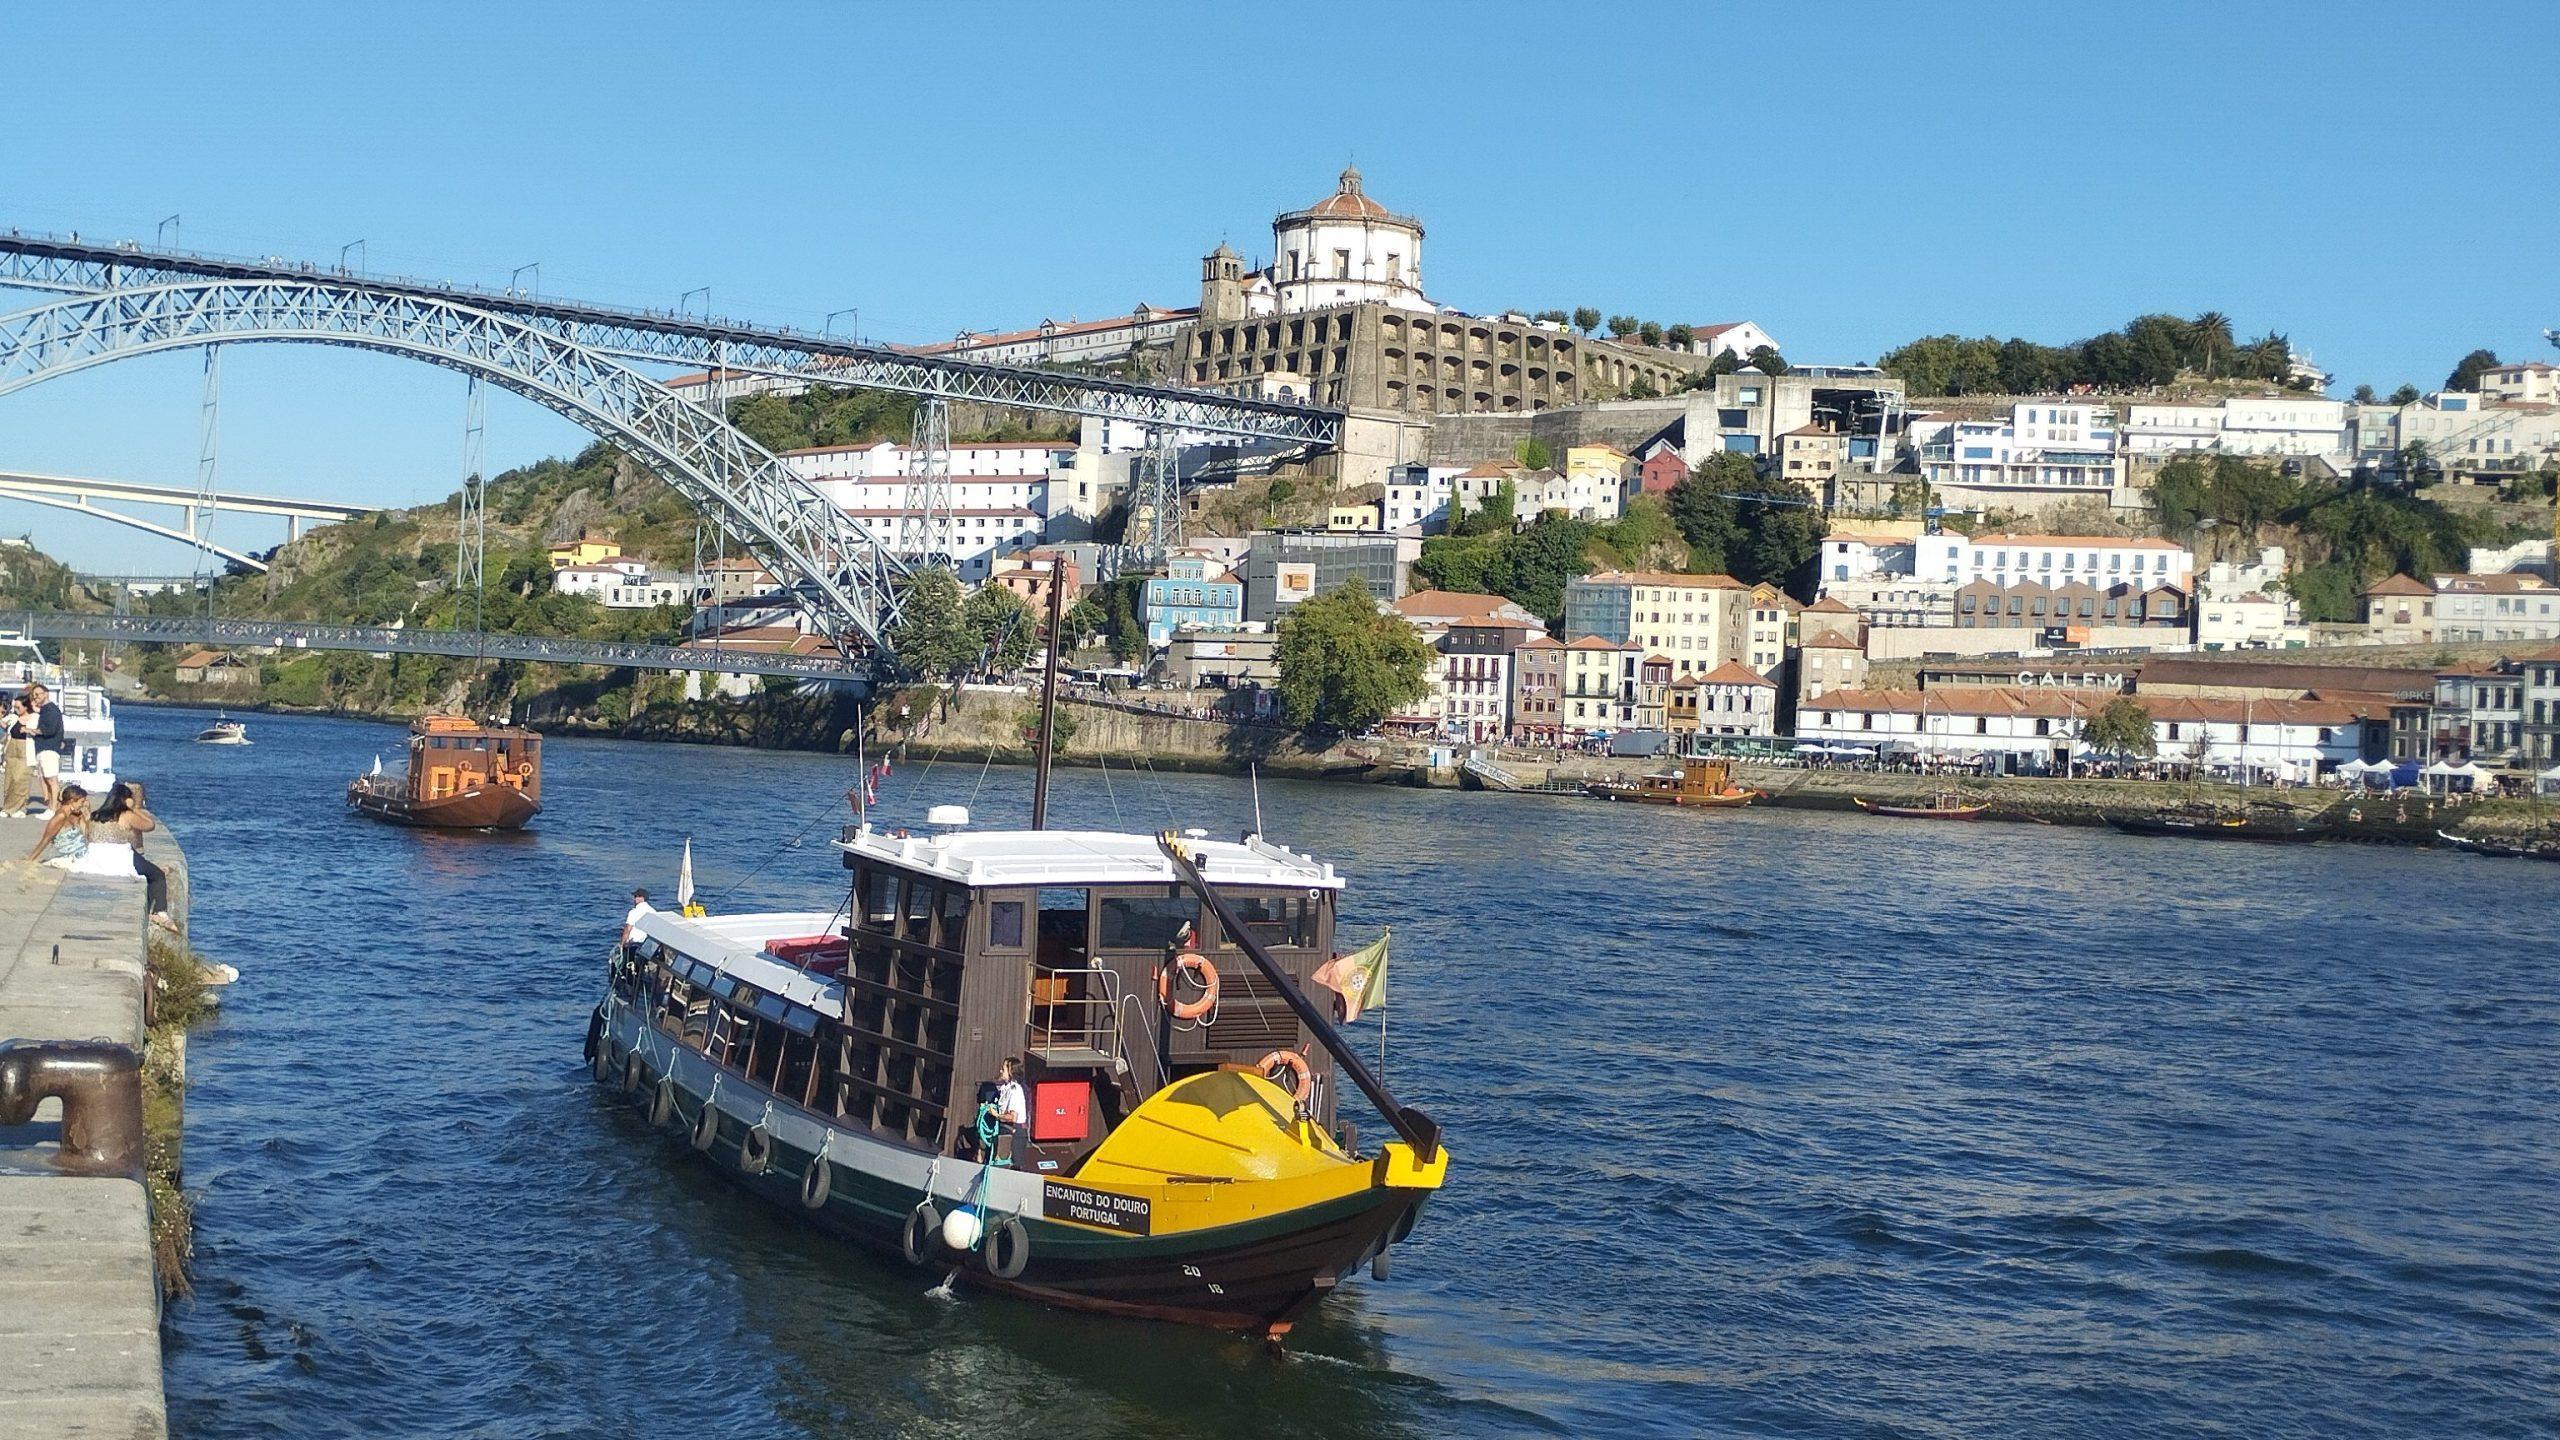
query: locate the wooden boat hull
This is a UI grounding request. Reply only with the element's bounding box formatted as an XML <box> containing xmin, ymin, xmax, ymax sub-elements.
<box><xmin>1854</xmin><ymin>797</ymin><xmax>1989</xmax><ymax>820</ymax></box>
<box><xmin>2104</xmin><ymin>814</ymin><xmax>2324</xmax><ymax>843</ymax></box>
<box><xmin>347</xmin><ymin>779</ymin><xmax>539</xmax><ymax>830</ymax></box>
<box><xmin>1586</xmin><ymin>783</ymin><xmax>1758</xmax><ymax>807</ymax></box>
<box><xmin>590</xmin><ymin>996</ymin><xmax>1431</xmax><ymax>1337</ymax></box>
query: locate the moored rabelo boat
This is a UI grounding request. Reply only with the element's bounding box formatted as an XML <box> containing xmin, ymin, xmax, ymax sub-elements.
<box><xmin>1586</xmin><ymin>756</ymin><xmax>1761</xmax><ymax>807</ymax></box>
<box><xmin>584</xmin><ymin>581</ymin><xmax>1445</xmax><ymax>1339</ymax></box>
<box><xmin>1854</xmin><ymin>792</ymin><xmax>1990</xmax><ymax>821</ymax></box>
<box><xmin>346</xmin><ymin>714</ymin><xmax>542</xmax><ymax>830</ymax></box>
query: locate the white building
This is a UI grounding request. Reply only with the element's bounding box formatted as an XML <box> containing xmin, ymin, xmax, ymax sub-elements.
<box><xmin>1796</xmin><ymin>688</ymin><xmax>2363</xmax><ymax>779</ymax></box>
<box><xmin>2480</xmin><ymin>361</ymin><xmax>2559</xmax><ymax>407</ymax></box>
<box><xmin>781</xmin><ymin>439</ymin><xmax>1070</xmax><ymax>581</ymax></box>
<box><xmin>1451</xmin><ymin>463</ymin><xmax>1621</xmax><ymax>524</ymax></box>
<box><xmin>2195</xmin><ymin>591</ymin><xmax>2304</xmax><ymax>651</ymax></box>
<box><xmin>1381</xmin><ymin>464</ymin><xmax>1465</xmax><ymax>532</ymax></box>
<box><xmin>2121</xmin><ymin>397</ymin><xmax>2351</xmax><ymax>460</ymax></box>
<box><xmin>1245</xmin><ymin>166</ymin><xmax>1432</xmax><ymax>317</ymax></box>
<box><xmin>1680</xmin><ymin>321</ymin><xmax>1779</xmax><ymax>362</ymax></box>
<box><xmin>1911</xmin><ymin>402</ymin><xmax>2121</xmax><ymax>499</ymax></box>
<box><xmin>552</xmin><ymin>558</ymin><xmax>697</xmax><ymax>610</ymax></box>
<box><xmin>2354</xmin><ymin>391</ymin><xmax>2560</xmax><ymax>482</ymax></box>
<box><xmin>1822</xmin><ymin>531</ymin><xmax>2192</xmax><ymax>597</ymax></box>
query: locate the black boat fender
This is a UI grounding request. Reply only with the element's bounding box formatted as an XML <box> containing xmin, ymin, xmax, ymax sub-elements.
<box><xmin>689</xmin><ymin>1100</ymin><xmax>720</xmax><ymax>1152</ymax></box>
<box><xmin>581</xmin><ymin>1006</ymin><xmax>603</xmax><ymax>1066</ymax></box>
<box><xmin>621</xmin><ymin>1051</ymin><xmax>645</xmax><ymax>1095</ymax></box>
<box><xmin>902</xmin><ymin>1202</ymin><xmax>940</xmax><ymax>1265</ymax></box>
<box><xmin>799</xmin><ymin>1155</ymin><xmax>833</xmax><ymax>1210</ymax></box>
<box><xmin>985</xmin><ymin>1216</ymin><xmax>1031</xmax><ymax>1280</ymax></box>
<box><xmin>740</xmin><ymin>1122</ymin><xmax>773</xmax><ymax>1176</ymax></box>
<box><xmin>650</xmin><ymin>1076</ymin><xmax>677</xmax><ymax>1127</ymax></box>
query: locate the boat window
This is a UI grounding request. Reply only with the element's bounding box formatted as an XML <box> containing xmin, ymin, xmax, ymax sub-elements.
<box><xmin>937</xmin><ymin>886</ymin><xmax>971</xmax><ymax>948</ymax></box>
<box><xmin>901</xmin><ymin>879</ymin><xmax>936</xmax><ymax>941</ymax></box>
<box><xmin>987</xmin><ymin>900</ymin><xmax>1027</xmax><ymax>951</ymax></box>
<box><xmin>1228</xmin><ymin>893</ymin><xmax>1316</xmax><ymax>948</ymax></box>
<box><xmin>1097</xmin><ymin>893</ymin><xmax>1199</xmax><ymax>951</ymax></box>
<box><xmin>860</xmin><ymin>869</ymin><xmax>899</xmax><ymax>932</ymax></box>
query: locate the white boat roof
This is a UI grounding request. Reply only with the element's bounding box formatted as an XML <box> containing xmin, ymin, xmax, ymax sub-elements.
<box><xmin>632</xmin><ymin>909</ymin><xmax>848</xmax><ymax>1013</ymax></box>
<box><xmin>836</xmin><ymin>824</ymin><xmax>1343</xmax><ymax>891</ymax></box>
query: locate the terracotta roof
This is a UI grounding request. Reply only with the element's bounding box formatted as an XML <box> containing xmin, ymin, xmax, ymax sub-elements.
<box><xmin>1564</xmin><ymin>635</ymin><xmax>1628</xmax><ymax>651</ymax></box>
<box><xmin>1515</xmin><ymin>635</ymin><xmax>1565</xmax><ymax>650</ymax></box>
<box><xmin>2433</xmin><ymin>572</ymin><xmax>2556</xmax><ymax>593</ymax></box>
<box><xmin>173</xmin><ymin>648</ymin><xmax>229</xmax><ymax>669</ymax></box>
<box><xmin>2361</xmin><ymin>573</ymin><xmax>2431</xmax><ymax>597</ymax></box>
<box><xmin>1455</xmin><ymin>462</ymin><xmax>1511</xmax><ymax>479</ymax></box>
<box><xmin>1280</xmin><ymin>166</ymin><xmax>1421</xmax><ymax>230</ymax></box>
<box><xmin>1692</xmin><ymin>322</ymin><xmax>1749</xmax><ymax>339</ymax></box>
<box><xmin>1699</xmin><ymin>660</ymin><xmax>1777</xmax><ymax>687</ymax></box>
<box><xmin>1803</xmin><ymin>628</ymin><xmax>1862</xmax><ymax>649</ymax></box>
<box><xmin>1394</xmin><ymin>590</ymin><xmax>1536</xmax><ymax>622</ymax></box>
<box><xmin>1805</xmin><ymin>596</ymin><xmax>1859</xmax><ymax>613</ymax></box>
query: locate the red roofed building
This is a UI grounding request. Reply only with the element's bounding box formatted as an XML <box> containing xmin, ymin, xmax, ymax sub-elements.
<box><xmin>1797</xmin><ymin>686</ymin><xmax>2369</xmax><ymax>777</ymax></box>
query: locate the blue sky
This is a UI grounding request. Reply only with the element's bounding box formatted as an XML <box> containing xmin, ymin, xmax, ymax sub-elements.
<box><xmin>2</xmin><ymin>1</ymin><xmax>2553</xmax><ymax>570</ymax></box>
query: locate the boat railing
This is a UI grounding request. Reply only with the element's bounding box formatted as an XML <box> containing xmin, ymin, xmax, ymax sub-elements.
<box><xmin>1028</xmin><ymin>963</ymin><xmax>1124</xmax><ymax>1070</ymax></box>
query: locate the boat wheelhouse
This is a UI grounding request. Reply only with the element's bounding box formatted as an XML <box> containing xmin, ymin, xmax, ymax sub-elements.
<box><xmin>347</xmin><ymin>714</ymin><xmax>541</xmax><ymax>830</ymax></box>
<box><xmin>588</xmin><ymin>818</ymin><xmax>1446</xmax><ymax>1338</ymax></box>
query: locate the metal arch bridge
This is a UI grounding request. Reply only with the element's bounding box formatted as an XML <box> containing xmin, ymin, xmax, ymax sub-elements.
<box><xmin>6</xmin><ymin>611</ymin><xmax>869</xmax><ymax>686</ymax></box>
<box><xmin>0</xmin><ymin>277</ymin><xmax>914</xmax><ymax>657</ymax></box>
<box><xmin>0</xmin><ymin>231</ymin><xmax>1346</xmax><ymax>448</ymax></box>
<box><xmin>0</xmin><ymin>468</ymin><xmax>373</xmax><ymax>573</ymax></box>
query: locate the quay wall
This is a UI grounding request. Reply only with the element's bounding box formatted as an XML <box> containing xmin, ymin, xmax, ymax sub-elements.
<box><xmin>0</xmin><ymin>818</ymin><xmax>190</xmax><ymax>1440</ymax></box>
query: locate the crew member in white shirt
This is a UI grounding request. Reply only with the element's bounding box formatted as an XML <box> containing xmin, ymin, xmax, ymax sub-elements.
<box><xmin>621</xmin><ymin>887</ymin><xmax>654</xmax><ymax>954</ymax></box>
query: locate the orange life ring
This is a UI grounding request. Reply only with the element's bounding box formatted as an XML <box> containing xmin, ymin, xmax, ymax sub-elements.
<box><xmin>1258</xmin><ymin>1049</ymin><xmax>1312</xmax><ymax>1098</ymax></box>
<box><xmin>1156</xmin><ymin>951</ymin><xmax>1219</xmax><ymax>1020</ymax></box>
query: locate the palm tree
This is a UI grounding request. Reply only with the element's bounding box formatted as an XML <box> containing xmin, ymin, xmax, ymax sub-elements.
<box><xmin>2242</xmin><ymin>333</ymin><xmax>2291</xmax><ymax>381</ymax></box>
<box><xmin>2191</xmin><ymin>311</ymin><xmax>2234</xmax><ymax>377</ymax></box>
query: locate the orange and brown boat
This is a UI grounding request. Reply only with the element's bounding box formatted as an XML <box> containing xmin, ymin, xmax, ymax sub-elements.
<box><xmin>1586</xmin><ymin>757</ymin><xmax>1762</xmax><ymax>808</ymax></box>
<box><xmin>1854</xmin><ymin>792</ymin><xmax>1991</xmax><ymax>821</ymax></box>
<box><xmin>348</xmin><ymin>714</ymin><xmax>543</xmax><ymax>830</ymax></box>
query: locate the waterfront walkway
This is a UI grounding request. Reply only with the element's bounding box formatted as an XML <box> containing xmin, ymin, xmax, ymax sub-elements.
<box><xmin>0</xmin><ymin>815</ymin><xmax>183</xmax><ymax>1440</ymax></box>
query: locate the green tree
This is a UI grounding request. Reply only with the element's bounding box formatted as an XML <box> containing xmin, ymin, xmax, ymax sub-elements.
<box><xmin>1628</xmin><ymin>376</ymin><xmax>1660</xmax><ymax>399</ymax></box>
<box><xmin>1274</xmin><ymin>584</ymin><xmax>1435</xmax><ymax>735</ymax></box>
<box><xmin>1516</xmin><ymin>438</ymin><xmax>1554</xmax><ymax>471</ymax></box>
<box><xmin>1572</xmin><ymin>306</ymin><xmax>1601</xmax><ymax>336</ymax></box>
<box><xmin>1638</xmin><ymin>321</ymin><xmax>1665</xmax><ymax>347</ymax></box>
<box><xmin>2190</xmin><ymin>311</ymin><xmax>2234</xmax><ymax>377</ymax></box>
<box><xmin>1490</xmin><ymin>513</ymin><xmax>1596</xmax><ymax>621</ymax></box>
<box><xmin>2082</xmin><ymin>697</ymin><xmax>2158</xmax><ymax>757</ymax></box>
<box><xmin>1665</xmin><ymin>323</ymin><xmax>1695</xmax><ymax>349</ymax></box>
<box><xmin>2351</xmin><ymin>383</ymin><xmax>2379</xmax><ymax>404</ymax></box>
<box><xmin>1099</xmin><ymin>574</ymin><xmax>1147</xmax><ymax>663</ymax></box>
<box><xmin>2386</xmin><ymin>383</ymin><xmax>2422</xmax><ymax>406</ymax></box>
<box><xmin>2444</xmin><ymin>348</ymin><xmax>2501</xmax><ymax>392</ymax></box>
<box><xmin>1061</xmin><ymin>595</ymin><xmax>1106</xmax><ymax>649</ymax></box>
<box><xmin>962</xmin><ymin>582</ymin><xmax>1038</xmax><ymax>672</ymax></box>
<box><xmin>1744</xmin><ymin>345</ymin><xmax>1788</xmax><ymax>375</ymax></box>
<box><xmin>889</xmin><ymin>569</ymin><xmax>976</xmax><ymax>677</ymax></box>
<box><xmin>1668</xmin><ymin>454</ymin><xmax>1754</xmax><ymax>571</ymax></box>
<box><xmin>1606</xmin><ymin>314</ymin><xmax>1639</xmax><ymax>339</ymax></box>
<box><xmin>1453</xmin><ymin>479</ymin><xmax>1517</xmax><ymax>537</ymax></box>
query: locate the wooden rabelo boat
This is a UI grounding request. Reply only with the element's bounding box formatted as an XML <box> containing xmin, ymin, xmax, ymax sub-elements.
<box><xmin>583</xmin><ymin>581</ymin><xmax>1444</xmax><ymax>1339</ymax></box>
<box><xmin>1587</xmin><ymin>756</ymin><xmax>1761</xmax><ymax>807</ymax></box>
<box><xmin>2103</xmin><ymin>809</ymin><xmax>2325</xmax><ymax>843</ymax></box>
<box><xmin>1854</xmin><ymin>792</ymin><xmax>1990</xmax><ymax>821</ymax></box>
<box><xmin>346</xmin><ymin>714</ymin><xmax>542</xmax><ymax>830</ymax></box>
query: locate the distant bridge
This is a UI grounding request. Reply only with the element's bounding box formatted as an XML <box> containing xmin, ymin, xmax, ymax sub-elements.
<box><xmin>7</xmin><ymin>611</ymin><xmax>868</xmax><ymax>687</ymax></box>
<box><xmin>0</xmin><ymin>469</ymin><xmax>372</xmax><ymax>572</ymax></box>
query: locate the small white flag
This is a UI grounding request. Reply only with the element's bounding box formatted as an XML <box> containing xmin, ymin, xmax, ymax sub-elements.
<box><xmin>677</xmin><ymin>838</ymin><xmax>696</xmax><ymax>911</ymax></box>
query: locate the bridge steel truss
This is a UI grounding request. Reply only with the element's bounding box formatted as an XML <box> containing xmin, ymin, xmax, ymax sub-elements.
<box><xmin>0</xmin><ymin>279</ymin><xmax>911</xmax><ymax>655</ymax></box>
<box><xmin>4</xmin><ymin>611</ymin><xmax>869</xmax><ymax>686</ymax></box>
<box><xmin>0</xmin><ymin>233</ymin><xmax>1347</xmax><ymax>448</ymax></box>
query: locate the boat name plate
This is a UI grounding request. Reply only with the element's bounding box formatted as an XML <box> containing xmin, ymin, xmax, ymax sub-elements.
<box><xmin>1042</xmin><ymin>1180</ymin><xmax>1153</xmax><ymax>1235</ymax></box>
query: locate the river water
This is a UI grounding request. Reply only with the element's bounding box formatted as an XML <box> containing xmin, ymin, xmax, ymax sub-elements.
<box><xmin>126</xmin><ymin>705</ymin><xmax>2560</xmax><ymax>1438</ymax></box>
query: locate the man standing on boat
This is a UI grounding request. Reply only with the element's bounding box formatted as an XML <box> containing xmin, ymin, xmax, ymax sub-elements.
<box><xmin>989</xmin><ymin>1057</ymin><xmax>1028</xmax><ymax>1165</ymax></box>
<box><xmin>621</xmin><ymin>888</ymin><xmax>654</xmax><ymax>955</ymax></box>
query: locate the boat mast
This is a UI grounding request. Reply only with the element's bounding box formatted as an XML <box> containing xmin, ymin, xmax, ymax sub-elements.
<box><xmin>1029</xmin><ymin>559</ymin><xmax>1067</xmax><ymax>830</ymax></box>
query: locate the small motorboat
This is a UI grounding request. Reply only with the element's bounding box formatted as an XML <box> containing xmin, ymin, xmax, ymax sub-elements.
<box><xmin>1854</xmin><ymin>792</ymin><xmax>1989</xmax><ymax>821</ymax></box>
<box><xmin>1586</xmin><ymin>757</ymin><xmax>1762</xmax><ymax>808</ymax></box>
<box><xmin>2436</xmin><ymin>829</ymin><xmax>2528</xmax><ymax>858</ymax></box>
<box><xmin>195</xmin><ymin>716</ymin><xmax>250</xmax><ymax>745</ymax></box>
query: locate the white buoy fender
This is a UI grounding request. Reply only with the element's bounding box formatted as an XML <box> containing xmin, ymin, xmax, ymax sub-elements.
<box><xmin>941</xmin><ymin>1208</ymin><xmax>985</xmax><ymax>1252</ymax></box>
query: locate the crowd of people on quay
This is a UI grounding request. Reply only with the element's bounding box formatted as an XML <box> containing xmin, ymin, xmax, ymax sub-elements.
<box><xmin>5</xmin><ymin>680</ymin><xmax>181</xmax><ymax>936</ymax></box>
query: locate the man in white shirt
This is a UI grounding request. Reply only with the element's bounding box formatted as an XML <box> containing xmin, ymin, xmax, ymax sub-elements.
<box><xmin>990</xmin><ymin>1056</ymin><xmax>1028</xmax><ymax>1164</ymax></box>
<box><xmin>621</xmin><ymin>888</ymin><xmax>654</xmax><ymax>953</ymax></box>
